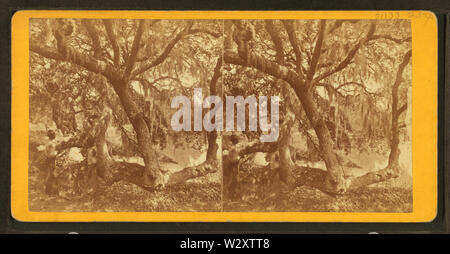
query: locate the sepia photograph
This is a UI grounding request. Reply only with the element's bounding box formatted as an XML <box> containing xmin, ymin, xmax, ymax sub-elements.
<box><xmin>28</xmin><ymin>19</ymin><xmax>223</xmax><ymax>212</ymax></box>
<box><xmin>28</xmin><ymin>17</ymin><xmax>412</xmax><ymax>213</ymax></box>
<box><xmin>221</xmin><ymin>19</ymin><xmax>412</xmax><ymax>212</ymax></box>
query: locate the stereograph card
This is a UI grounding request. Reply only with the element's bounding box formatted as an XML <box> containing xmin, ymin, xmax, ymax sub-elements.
<box><xmin>10</xmin><ymin>11</ymin><xmax>438</xmax><ymax>222</ymax></box>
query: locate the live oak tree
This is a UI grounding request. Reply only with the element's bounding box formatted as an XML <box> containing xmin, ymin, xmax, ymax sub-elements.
<box><xmin>223</xmin><ymin>19</ymin><xmax>411</xmax><ymax>194</ymax></box>
<box><xmin>30</xmin><ymin>19</ymin><xmax>223</xmax><ymax>189</ymax></box>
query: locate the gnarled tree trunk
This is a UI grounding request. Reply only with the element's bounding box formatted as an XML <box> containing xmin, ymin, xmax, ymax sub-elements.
<box><xmin>294</xmin><ymin>87</ymin><xmax>347</xmax><ymax>193</ymax></box>
<box><xmin>109</xmin><ymin>78</ymin><xmax>164</xmax><ymax>188</ymax></box>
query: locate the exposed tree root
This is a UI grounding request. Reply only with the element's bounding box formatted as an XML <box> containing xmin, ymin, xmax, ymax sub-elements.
<box><xmin>347</xmin><ymin>165</ymin><xmax>400</xmax><ymax>190</ymax></box>
<box><xmin>292</xmin><ymin>164</ymin><xmax>400</xmax><ymax>195</ymax></box>
<box><xmin>108</xmin><ymin>160</ymin><xmax>218</xmax><ymax>191</ymax></box>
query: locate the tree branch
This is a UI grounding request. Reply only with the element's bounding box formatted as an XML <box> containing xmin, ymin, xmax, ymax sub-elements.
<box><xmin>133</xmin><ymin>76</ymin><xmax>183</xmax><ymax>91</ymax></box>
<box><xmin>314</xmin><ymin>21</ymin><xmax>376</xmax><ymax>83</ymax></box>
<box><xmin>209</xmin><ymin>57</ymin><xmax>223</xmax><ymax>93</ymax></box>
<box><xmin>103</xmin><ymin>19</ymin><xmax>121</xmax><ymax>67</ymax></box>
<box><xmin>30</xmin><ymin>44</ymin><xmax>62</xmax><ymax>61</ymax></box>
<box><xmin>224</xmin><ymin>52</ymin><xmax>302</xmax><ymax>90</ymax></box>
<box><xmin>334</xmin><ymin>81</ymin><xmax>378</xmax><ymax>96</ymax></box>
<box><xmin>124</xmin><ymin>19</ymin><xmax>146</xmax><ymax>78</ymax></box>
<box><xmin>30</xmin><ymin>43</ymin><xmax>116</xmax><ymax>80</ymax></box>
<box><xmin>282</xmin><ymin>20</ymin><xmax>304</xmax><ymax>78</ymax></box>
<box><xmin>315</xmin><ymin>82</ymin><xmax>345</xmax><ymax>98</ymax></box>
<box><xmin>397</xmin><ymin>103</ymin><xmax>407</xmax><ymax>116</ymax></box>
<box><xmin>264</xmin><ymin>20</ymin><xmax>285</xmax><ymax>64</ymax></box>
<box><xmin>391</xmin><ymin>50</ymin><xmax>412</xmax><ymax>122</ymax></box>
<box><xmin>306</xmin><ymin>20</ymin><xmax>326</xmax><ymax>86</ymax></box>
<box><xmin>81</xmin><ymin>19</ymin><xmax>102</xmax><ymax>58</ymax></box>
<box><xmin>131</xmin><ymin>21</ymin><xmax>194</xmax><ymax>77</ymax></box>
